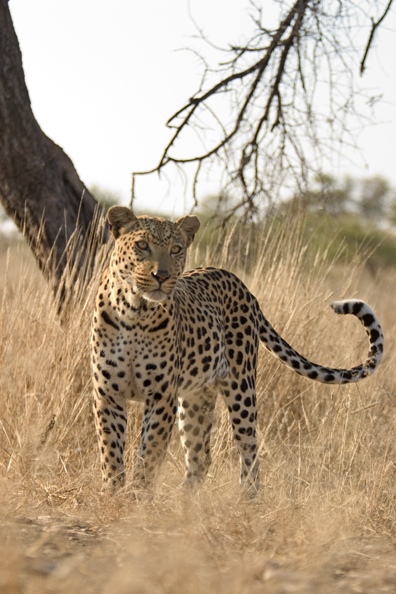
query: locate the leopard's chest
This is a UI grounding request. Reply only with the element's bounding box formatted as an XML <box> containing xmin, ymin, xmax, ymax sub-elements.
<box><xmin>120</xmin><ymin>312</ymin><xmax>178</xmax><ymax>402</ymax></box>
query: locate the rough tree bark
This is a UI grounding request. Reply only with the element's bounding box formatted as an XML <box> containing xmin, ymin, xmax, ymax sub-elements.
<box><xmin>0</xmin><ymin>0</ymin><xmax>104</xmax><ymax>289</ymax></box>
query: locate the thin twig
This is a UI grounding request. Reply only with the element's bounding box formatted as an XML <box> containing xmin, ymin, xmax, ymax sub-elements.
<box><xmin>360</xmin><ymin>0</ymin><xmax>394</xmax><ymax>75</ymax></box>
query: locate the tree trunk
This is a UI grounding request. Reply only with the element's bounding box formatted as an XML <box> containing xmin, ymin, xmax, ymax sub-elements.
<box><xmin>0</xmin><ymin>0</ymin><xmax>106</xmax><ymax>289</ymax></box>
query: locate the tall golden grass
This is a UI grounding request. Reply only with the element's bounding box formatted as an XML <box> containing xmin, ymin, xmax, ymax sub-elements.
<box><xmin>0</xmin><ymin>215</ymin><xmax>395</xmax><ymax>593</ymax></box>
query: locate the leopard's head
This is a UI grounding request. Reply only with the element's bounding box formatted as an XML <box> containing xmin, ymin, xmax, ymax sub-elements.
<box><xmin>107</xmin><ymin>206</ymin><xmax>200</xmax><ymax>303</ymax></box>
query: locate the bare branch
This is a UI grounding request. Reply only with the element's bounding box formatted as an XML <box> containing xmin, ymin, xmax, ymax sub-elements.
<box><xmin>133</xmin><ymin>0</ymin><xmax>392</xmax><ymax>219</ymax></box>
<box><xmin>360</xmin><ymin>0</ymin><xmax>394</xmax><ymax>75</ymax></box>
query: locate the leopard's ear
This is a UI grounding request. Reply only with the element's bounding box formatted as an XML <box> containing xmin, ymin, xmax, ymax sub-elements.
<box><xmin>107</xmin><ymin>206</ymin><xmax>137</xmax><ymax>239</ymax></box>
<box><xmin>176</xmin><ymin>215</ymin><xmax>201</xmax><ymax>248</ymax></box>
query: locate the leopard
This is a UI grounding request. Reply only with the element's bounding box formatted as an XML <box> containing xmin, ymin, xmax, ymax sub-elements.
<box><xmin>91</xmin><ymin>205</ymin><xmax>384</xmax><ymax>498</ymax></box>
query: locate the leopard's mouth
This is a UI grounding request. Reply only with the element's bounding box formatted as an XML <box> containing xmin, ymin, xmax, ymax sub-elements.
<box><xmin>143</xmin><ymin>288</ymin><xmax>170</xmax><ymax>303</ymax></box>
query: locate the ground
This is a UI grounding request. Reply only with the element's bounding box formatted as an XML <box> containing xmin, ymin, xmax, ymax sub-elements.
<box><xmin>2</xmin><ymin>493</ymin><xmax>396</xmax><ymax>594</ymax></box>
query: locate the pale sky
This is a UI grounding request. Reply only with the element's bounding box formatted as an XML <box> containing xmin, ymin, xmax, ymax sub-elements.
<box><xmin>9</xmin><ymin>0</ymin><xmax>396</xmax><ymax>215</ymax></box>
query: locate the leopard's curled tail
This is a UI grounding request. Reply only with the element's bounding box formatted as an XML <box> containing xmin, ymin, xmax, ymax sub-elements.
<box><xmin>259</xmin><ymin>299</ymin><xmax>383</xmax><ymax>384</ymax></box>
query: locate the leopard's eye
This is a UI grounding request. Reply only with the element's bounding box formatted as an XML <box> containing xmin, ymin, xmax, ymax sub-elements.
<box><xmin>171</xmin><ymin>245</ymin><xmax>182</xmax><ymax>255</ymax></box>
<box><xmin>136</xmin><ymin>240</ymin><xmax>149</xmax><ymax>250</ymax></box>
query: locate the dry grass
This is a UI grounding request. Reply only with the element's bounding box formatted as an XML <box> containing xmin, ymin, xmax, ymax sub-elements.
<box><xmin>0</xmin><ymin>218</ymin><xmax>395</xmax><ymax>593</ymax></box>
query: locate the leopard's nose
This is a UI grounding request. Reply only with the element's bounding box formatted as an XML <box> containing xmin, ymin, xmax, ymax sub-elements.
<box><xmin>152</xmin><ymin>270</ymin><xmax>171</xmax><ymax>284</ymax></box>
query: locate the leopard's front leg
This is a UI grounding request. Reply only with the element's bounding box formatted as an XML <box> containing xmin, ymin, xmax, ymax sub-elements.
<box><xmin>132</xmin><ymin>390</ymin><xmax>177</xmax><ymax>490</ymax></box>
<box><xmin>91</xmin><ymin>300</ymin><xmax>136</xmax><ymax>493</ymax></box>
<box><xmin>93</xmin><ymin>388</ymin><xmax>128</xmax><ymax>492</ymax></box>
